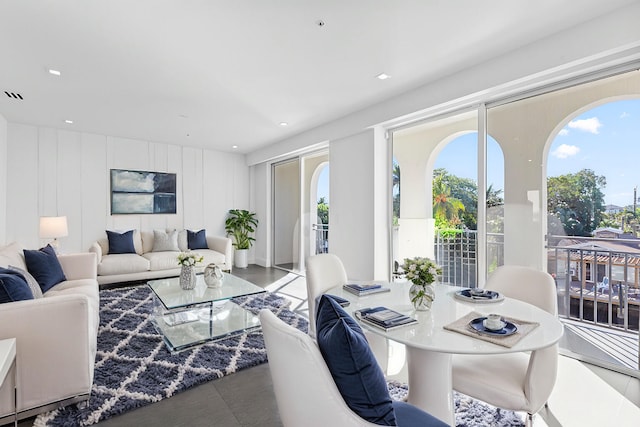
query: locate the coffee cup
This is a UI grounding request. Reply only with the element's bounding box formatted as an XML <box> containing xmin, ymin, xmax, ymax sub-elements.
<box><xmin>483</xmin><ymin>314</ymin><xmax>505</xmax><ymax>331</ymax></box>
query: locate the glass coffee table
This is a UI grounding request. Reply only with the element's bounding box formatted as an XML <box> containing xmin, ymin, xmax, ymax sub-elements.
<box><xmin>148</xmin><ymin>273</ymin><xmax>266</xmax><ymax>352</ymax></box>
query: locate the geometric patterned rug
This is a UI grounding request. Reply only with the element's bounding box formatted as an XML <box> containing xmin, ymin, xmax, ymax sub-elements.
<box><xmin>34</xmin><ymin>285</ymin><xmax>307</xmax><ymax>426</ymax></box>
<box><xmin>387</xmin><ymin>380</ymin><xmax>525</xmax><ymax>427</ymax></box>
<box><xmin>33</xmin><ymin>285</ymin><xmax>523</xmax><ymax>426</ymax></box>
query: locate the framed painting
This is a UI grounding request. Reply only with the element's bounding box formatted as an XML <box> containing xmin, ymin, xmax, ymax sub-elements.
<box><xmin>110</xmin><ymin>169</ymin><xmax>177</xmax><ymax>214</ymax></box>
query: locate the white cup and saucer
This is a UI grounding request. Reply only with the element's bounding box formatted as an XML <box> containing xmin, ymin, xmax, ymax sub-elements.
<box><xmin>469</xmin><ymin>288</ymin><xmax>486</xmax><ymax>297</ymax></box>
<box><xmin>483</xmin><ymin>313</ymin><xmax>506</xmax><ymax>331</ymax></box>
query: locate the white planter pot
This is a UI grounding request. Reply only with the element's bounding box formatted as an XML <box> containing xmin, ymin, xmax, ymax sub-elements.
<box><xmin>234</xmin><ymin>249</ymin><xmax>249</xmax><ymax>269</ymax></box>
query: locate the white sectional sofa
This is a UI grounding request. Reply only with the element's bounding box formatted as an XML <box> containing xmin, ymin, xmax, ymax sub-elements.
<box><xmin>0</xmin><ymin>242</ymin><xmax>99</xmax><ymax>421</ymax></box>
<box><xmin>90</xmin><ymin>229</ymin><xmax>233</xmax><ymax>285</ymax></box>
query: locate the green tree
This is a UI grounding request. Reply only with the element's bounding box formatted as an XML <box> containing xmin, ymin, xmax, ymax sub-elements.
<box><xmin>547</xmin><ymin>169</ymin><xmax>606</xmax><ymax>236</ymax></box>
<box><xmin>317</xmin><ymin>196</ymin><xmax>329</xmax><ymax>225</ymax></box>
<box><xmin>392</xmin><ymin>162</ymin><xmax>401</xmax><ymax>220</ymax></box>
<box><xmin>433</xmin><ymin>171</ymin><xmax>466</xmax><ymax>228</ymax></box>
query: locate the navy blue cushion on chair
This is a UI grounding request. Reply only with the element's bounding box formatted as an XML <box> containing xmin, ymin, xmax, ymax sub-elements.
<box><xmin>187</xmin><ymin>229</ymin><xmax>208</xmax><ymax>250</ymax></box>
<box><xmin>23</xmin><ymin>244</ymin><xmax>67</xmax><ymax>293</ymax></box>
<box><xmin>0</xmin><ymin>268</ymin><xmax>34</xmax><ymax>303</ymax></box>
<box><xmin>315</xmin><ymin>295</ymin><xmax>396</xmax><ymax>425</ymax></box>
<box><xmin>392</xmin><ymin>401</ymin><xmax>448</xmax><ymax>427</ymax></box>
<box><xmin>106</xmin><ymin>230</ymin><xmax>136</xmax><ymax>254</ymax></box>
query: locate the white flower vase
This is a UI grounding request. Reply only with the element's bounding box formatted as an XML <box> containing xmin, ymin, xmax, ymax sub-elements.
<box><xmin>179</xmin><ymin>265</ymin><xmax>197</xmax><ymax>290</ymax></box>
<box><xmin>409</xmin><ymin>283</ymin><xmax>435</xmax><ymax>311</ymax></box>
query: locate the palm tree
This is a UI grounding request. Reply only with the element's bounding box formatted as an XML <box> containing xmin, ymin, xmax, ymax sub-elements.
<box><xmin>392</xmin><ymin>162</ymin><xmax>401</xmax><ymax>219</ymax></box>
<box><xmin>433</xmin><ymin>173</ymin><xmax>465</xmax><ymax>226</ymax></box>
<box><xmin>486</xmin><ymin>184</ymin><xmax>504</xmax><ymax>208</ymax></box>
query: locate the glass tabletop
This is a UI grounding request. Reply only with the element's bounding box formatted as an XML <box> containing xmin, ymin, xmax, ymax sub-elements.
<box><xmin>148</xmin><ymin>272</ymin><xmax>265</xmax><ymax>310</ymax></box>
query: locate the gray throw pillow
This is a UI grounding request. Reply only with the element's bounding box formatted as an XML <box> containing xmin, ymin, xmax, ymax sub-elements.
<box><xmin>152</xmin><ymin>229</ymin><xmax>180</xmax><ymax>252</ymax></box>
<box><xmin>8</xmin><ymin>265</ymin><xmax>44</xmax><ymax>298</ymax></box>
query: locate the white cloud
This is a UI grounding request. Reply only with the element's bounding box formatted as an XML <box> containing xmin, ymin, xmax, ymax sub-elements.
<box><xmin>551</xmin><ymin>144</ymin><xmax>580</xmax><ymax>159</ymax></box>
<box><xmin>558</xmin><ymin>128</ymin><xmax>569</xmax><ymax>136</ymax></box>
<box><xmin>568</xmin><ymin>117</ymin><xmax>602</xmax><ymax>134</ymax></box>
<box><xmin>620</xmin><ymin>112</ymin><xmax>630</xmax><ymax>119</ymax></box>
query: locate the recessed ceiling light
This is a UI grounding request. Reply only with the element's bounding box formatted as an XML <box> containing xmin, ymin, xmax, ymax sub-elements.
<box><xmin>376</xmin><ymin>73</ymin><xmax>391</xmax><ymax>80</ymax></box>
<box><xmin>279</xmin><ymin>122</ymin><xmax>288</xmax><ymax>127</ymax></box>
<box><xmin>232</xmin><ymin>145</ymin><xmax>238</xmax><ymax>149</ymax></box>
<box><xmin>48</xmin><ymin>69</ymin><xmax>61</xmax><ymax>76</ymax></box>
<box><xmin>64</xmin><ymin>119</ymin><xmax>73</xmax><ymax>124</ymax></box>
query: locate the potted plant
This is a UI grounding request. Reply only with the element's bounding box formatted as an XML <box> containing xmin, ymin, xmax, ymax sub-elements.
<box><xmin>225</xmin><ymin>209</ymin><xmax>258</xmax><ymax>268</ymax></box>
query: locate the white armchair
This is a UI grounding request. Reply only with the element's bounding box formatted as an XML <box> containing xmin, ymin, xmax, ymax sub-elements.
<box><xmin>452</xmin><ymin>265</ymin><xmax>559</xmax><ymax>426</ymax></box>
<box><xmin>306</xmin><ymin>253</ymin><xmax>388</xmax><ymax>371</ymax></box>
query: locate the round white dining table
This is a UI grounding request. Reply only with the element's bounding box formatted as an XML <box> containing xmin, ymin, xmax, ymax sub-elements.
<box><xmin>328</xmin><ymin>282</ymin><xmax>564</xmax><ymax>426</ymax></box>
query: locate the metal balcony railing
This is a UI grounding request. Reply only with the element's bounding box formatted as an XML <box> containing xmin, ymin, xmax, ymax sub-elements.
<box><xmin>313</xmin><ymin>223</ymin><xmax>329</xmax><ymax>254</ymax></box>
<box><xmin>434</xmin><ymin>230</ymin><xmax>639</xmax><ymax>370</ymax></box>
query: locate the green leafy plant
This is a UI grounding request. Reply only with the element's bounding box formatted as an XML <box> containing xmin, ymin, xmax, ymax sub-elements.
<box><xmin>225</xmin><ymin>209</ymin><xmax>258</xmax><ymax>250</ymax></box>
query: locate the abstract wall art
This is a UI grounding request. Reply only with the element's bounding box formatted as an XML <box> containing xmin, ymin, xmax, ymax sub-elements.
<box><xmin>110</xmin><ymin>169</ymin><xmax>177</xmax><ymax>214</ymax></box>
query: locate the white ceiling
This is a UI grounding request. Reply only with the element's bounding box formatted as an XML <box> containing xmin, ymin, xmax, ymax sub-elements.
<box><xmin>0</xmin><ymin>1</ymin><xmax>636</xmax><ymax>154</ymax></box>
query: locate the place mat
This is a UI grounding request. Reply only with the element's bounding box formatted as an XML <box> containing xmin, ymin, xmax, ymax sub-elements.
<box><xmin>443</xmin><ymin>311</ymin><xmax>539</xmax><ymax>348</ymax></box>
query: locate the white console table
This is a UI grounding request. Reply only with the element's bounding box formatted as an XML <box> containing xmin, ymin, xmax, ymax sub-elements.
<box><xmin>0</xmin><ymin>339</ymin><xmax>17</xmax><ymax>427</ymax></box>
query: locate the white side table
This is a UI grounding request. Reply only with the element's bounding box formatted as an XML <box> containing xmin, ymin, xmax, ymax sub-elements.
<box><xmin>0</xmin><ymin>339</ymin><xmax>17</xmax><ymax>427</ymax></box>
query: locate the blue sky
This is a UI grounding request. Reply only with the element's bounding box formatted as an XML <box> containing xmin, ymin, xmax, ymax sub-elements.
<box><xmin>317</xmin><ymin>99</ymin><xmax>639</xmax><ymax>206</ymax></box>
<box><xmin>434</xmin><ymin>99</ymin><xmax>640</xmax><ymax>207</ymax></box>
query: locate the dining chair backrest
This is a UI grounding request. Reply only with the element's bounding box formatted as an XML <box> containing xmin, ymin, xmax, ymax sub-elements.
<box><xmin>306</xmin><ymin>253</ymin><xmax>348</xmax><ymax>337</ymax></box>
<box><xmin>259</xmin><ymin>309</ymin><xmax>388</xmax><ymax>427</ymax></box>
<box><xmin>485</xmin><ymin>265</ymin><xmax>557</xmax><ymax>315</ymax></box>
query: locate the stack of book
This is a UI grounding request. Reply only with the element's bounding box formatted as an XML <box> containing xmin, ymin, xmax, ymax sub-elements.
<box><xmin>342</xmin><ymin>283</ymin><xmax>390</xmax><ymax>296</ymax></box>
<box><xmin>354</xmin><ymin>307</ymin><xmax>418</xmax><ymax>331</ymax></box>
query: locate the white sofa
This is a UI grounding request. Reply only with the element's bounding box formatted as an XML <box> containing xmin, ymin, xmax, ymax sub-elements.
<box><xmin>0</xmin><ymin>242</ymin><xmax>99</xmax><ymax>421</ymax></box>
<box><xmin>90</xmin><ymin>230</ymin><xmax>233</xmax><ymax>285</ymax></box>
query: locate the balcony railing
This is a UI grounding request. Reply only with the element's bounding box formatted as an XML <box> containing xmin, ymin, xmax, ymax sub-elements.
<box><xmin>434</xmin><ymin>230</ymin><xmax>640</xmax><ymax>371</ymax></box>
<box><xmin>313</xmin><ymin>223</ymin><xmax>329</xmax><ymax>254</ymax></box>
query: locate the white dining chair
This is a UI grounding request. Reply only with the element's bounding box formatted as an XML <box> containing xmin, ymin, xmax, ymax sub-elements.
<box><xmin>451</xmin><ymin>265</ymin><xmax>559</xmax><ymax>426</ymax></box>
<box><xmin>305</xmin><ymin>253</ymin><xmax>388</xmax><ymax>371</ymax></box>
<box><xmin>259</xmin><ymin>308</ymin><xmax>447</xmax><ymax>427</ymax></box>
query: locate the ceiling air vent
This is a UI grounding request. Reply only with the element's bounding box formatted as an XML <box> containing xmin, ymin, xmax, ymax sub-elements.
<box><xmin>4</xmin><ymin>91</ymin><xmax>23</xmax><ymax>100</ymax></box>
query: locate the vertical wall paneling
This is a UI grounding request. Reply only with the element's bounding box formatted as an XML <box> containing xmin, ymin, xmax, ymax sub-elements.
<box><xmin>37</xmin><ymin>128</ymin><xmax>58</xmax><ymax>219</ymax></box>
<box><xmin>166</xmin><ymin>144</ymin><xmax>183</xmax><ymax>231</ymax></box>
<box><xmin>4</xmin><ymin>123</ymin><xmax>250</xmax><ymax>252</ymax></box>
<box><xmin>57</xmin><ymin>130</ymin><xmax>83</xmax><ymax>252</ymax></box>
<box><xmin>0</xmin><ymin>115</ymin><xmax>7</xmax><ymax>244</ymax></box>
<box><xmin>6</xmin><ymin>124</ymin><xmax>39</xmax><ymax>247</ymax></box>
<box><xmin>81</xmin><ymin>133</ymin><xmax>108</xmax><ymax>250</ymax></box>
<box><xmin>181</xmin><ymin>147</ymin><xmax>204</xmax><ymax>228</ymax></box>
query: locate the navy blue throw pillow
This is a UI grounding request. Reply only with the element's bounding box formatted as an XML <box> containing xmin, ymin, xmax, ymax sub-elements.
<box><xmin>106</xmin><ymin>230</ymin><xmax>136</xmax><ymax>254</ymax></box>
<box><xmin>187</xmin><ymin>229</ymin><xmax>208</xmax><ymax>250</ymax></box>
<box><xmin>23</xmin><ymin>244</ymin><xmax>67</xmax><ymax>293</ymax></box>
<box><xmin>392</xmin><ymin>401</ymin><xmax>448</xmax><ymax>427</ymax></box>
<box><xmin>0</xmin><ymin>268</ymin><xmax>34</xmax><ymax>303</ymax></box>
<box><xmin>315</xmin><ymin>295</ymin><xmax>396</xmax><ymax>425</ymax></box>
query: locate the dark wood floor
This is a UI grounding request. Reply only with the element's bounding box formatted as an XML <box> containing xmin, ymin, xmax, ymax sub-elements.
<box><xmin>18</xmin><ymin>265</ymin><xmax>292</xmax><ymax>427</ymax></box>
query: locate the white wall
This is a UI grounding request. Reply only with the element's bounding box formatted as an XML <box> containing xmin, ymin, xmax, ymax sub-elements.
<box><xmin>4</xmin><ymin>123</ymin><xmax>249</xmax><ymax>252</ymax></box>
<box><xmin>330</xmin><ymin>129</ymin><xmax>389</xmax><ymax>281</ymax></box>
<box><xmin>0</xmin><ymin>114</ymin><xmax>7</xmax><ymax>244</ymax></box>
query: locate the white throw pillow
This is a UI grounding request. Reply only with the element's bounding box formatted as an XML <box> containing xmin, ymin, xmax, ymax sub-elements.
<box><xmin>152</xmin><ymin>229</ymin><xmax>180</xmax><ymax>252</ymax></box>
<box><xmin>8</xmin><ymin>265</ymin><xmax>44</xmax><ymax>298</ymax></box>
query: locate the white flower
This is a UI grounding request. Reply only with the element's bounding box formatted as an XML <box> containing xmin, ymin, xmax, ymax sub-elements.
<box><xmin>177</xmin><ymin>251</ymin><xmax>204</xmax><ymax>266</ymax></box>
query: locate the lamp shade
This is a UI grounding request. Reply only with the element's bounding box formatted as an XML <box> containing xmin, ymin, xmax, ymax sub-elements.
<box><xmin>39</xmin><ymin>216</ymin><xmax>69</xmax><ymax>239</ymax></box>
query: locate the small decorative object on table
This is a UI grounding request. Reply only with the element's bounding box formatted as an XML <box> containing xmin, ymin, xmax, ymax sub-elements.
<box><xmin>401</xmin><ymin>256</ymin><xmax>442</xmax><ymax>311</ymax></box>
<box><xmin>177</xmin><ymin>251</ymin><xmax>203</xmax><ymax>290</ymax></box>
<box><xmin>203</xmin><ymin>263</ymin><xmax>224</xmax><ymax>288</ymax></box>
